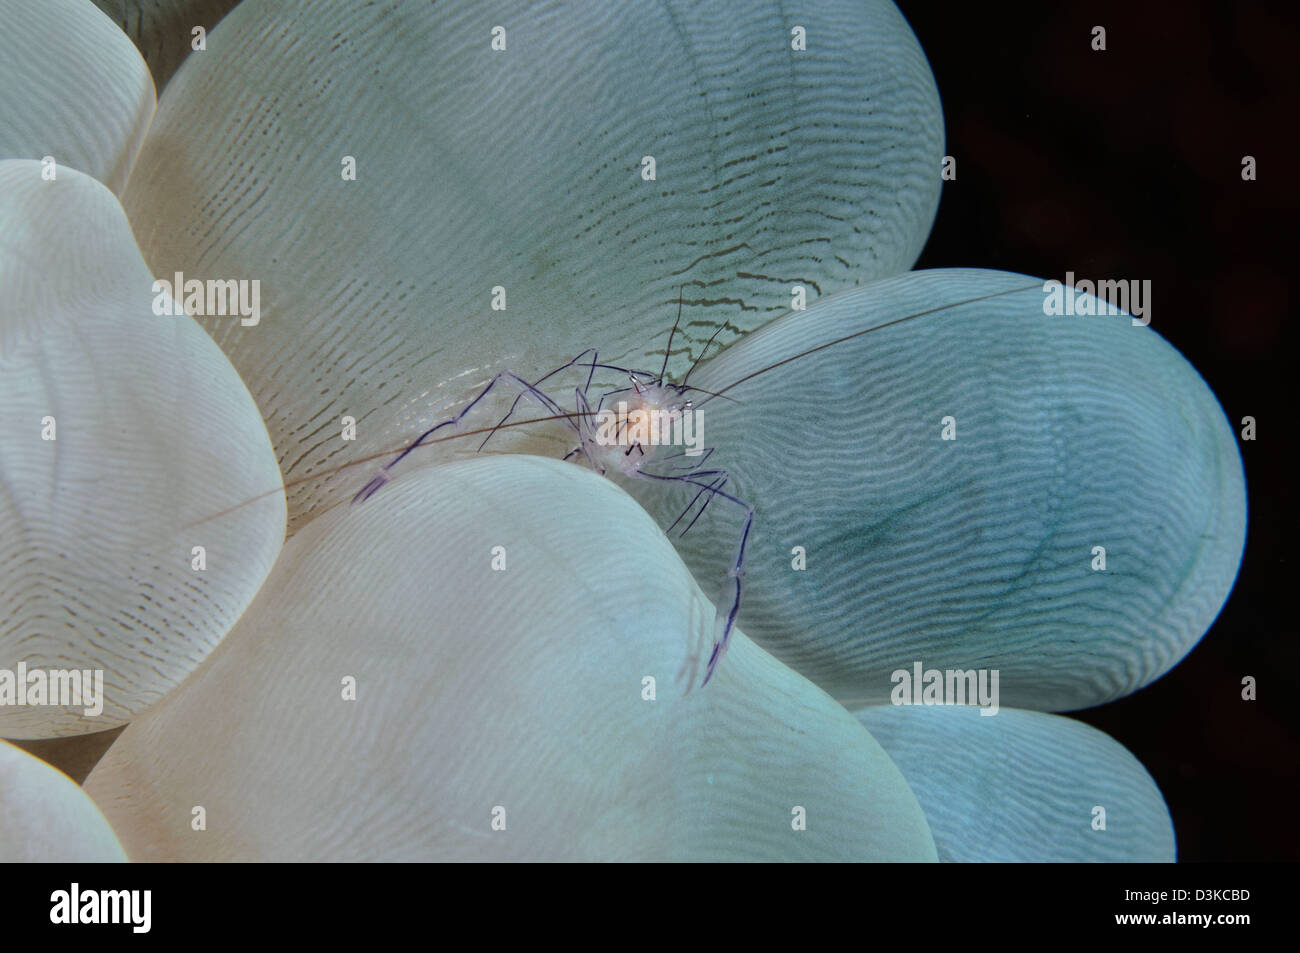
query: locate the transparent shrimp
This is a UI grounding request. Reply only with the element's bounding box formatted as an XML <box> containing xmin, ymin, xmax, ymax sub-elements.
<box><xmin>353</xmin><ymin>289</ymin><xmax>751</xmax><ymax>688</ymax></box>
<box><xmin>191</xmin><ymin>282</ymin><xmax>1042</xmax><ymax>688</ymax></box>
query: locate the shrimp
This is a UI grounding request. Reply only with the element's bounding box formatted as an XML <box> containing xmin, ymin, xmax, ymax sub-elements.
<box><xmin>339</xmin><ymin>282</ymin><xmax>1041</xmax><ymax>688</ymax></box>
<box><xmin>350</xmin><ymin>289</ymin><xmax>749</xmax><ymax>687</ymax></box>
<box><xmin>188</xmin><ymin>282</ymin><xmax>1042</xmax><ymax>687</ymax></box>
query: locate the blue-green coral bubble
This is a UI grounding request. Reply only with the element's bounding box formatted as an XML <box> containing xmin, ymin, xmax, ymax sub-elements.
<box><xmin>630</xmin><ymin>268</ymin><xmax>1246</xmax><ymax>711</ymax></box>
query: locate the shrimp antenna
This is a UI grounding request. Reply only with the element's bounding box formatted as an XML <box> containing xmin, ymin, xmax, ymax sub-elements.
<box><xmin>659</xmin><ymin>284</ymin><xmax>686</xmax><ymax>386</ymax></box>
<box><xmin>695</xmin><ymin>282</ymin><xmax>1042</xmax><ymax>404</ymax></box>
<box><xmin>182</xmin><ymin>409</ymin><xmax>598</xmax><ymax>529</ymax></box>
<box><xmin>681</xmin><ymin>320</ymin><xmax>728</xmax><ymax>387</ymax></box>
<box><xmin>676</xmin><ymin>383</ymin><xmax>739</xmax><ymax>404</ymax></box>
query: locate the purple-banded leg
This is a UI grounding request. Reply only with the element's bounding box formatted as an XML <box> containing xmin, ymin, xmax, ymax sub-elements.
<box><xmin>352</xmin><ymin>369</ymin><xmax>566</xmax><ymax>504</ymax></box>
<box><xmin>639</xmin><ymin>469</ymin><xmax>754</xmax><ymax>688</ymax></box>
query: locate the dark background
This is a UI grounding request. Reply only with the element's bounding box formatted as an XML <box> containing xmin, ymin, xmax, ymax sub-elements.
<box><xmin>894</xmin><ymin>0</ymin><xmax>1296</xmax><ymax>861</ymax></box>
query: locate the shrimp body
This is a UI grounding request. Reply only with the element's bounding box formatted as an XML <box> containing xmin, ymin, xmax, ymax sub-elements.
<box><xmin>354</xmin><ymin>319</ymin><xmax>750</xmax><ymax>689</ymax></box>
<box><xmin>576</xmin><ymin>378</ymin><xmax>698</xmax><ymax>478</ymax></box>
